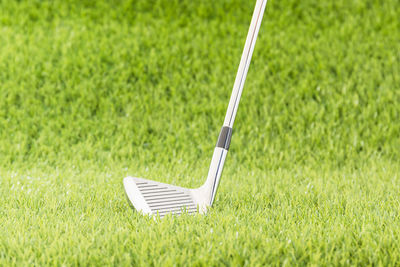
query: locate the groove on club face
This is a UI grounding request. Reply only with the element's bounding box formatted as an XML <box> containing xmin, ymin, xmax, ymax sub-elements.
<box><xmin>151</xmin><ymin>204</ymin><xmax>194</xmax><ymax>212</ymax></box>
<box><xmin>141</xmin><ymin>190</ymin><xmax>178</xmax><ymax>195</ymax></box>
<box><xmin>143</xmin><ymin>193</ymin><xmax>187</xmax><ymax>199</ymax></box>
<box><xmin>139</xmin><ymin>186</ymin><xmax>167</xmax><ymax>190</ymax></box>
<box><xmin>149</xmin><ymin>201</ymin><xmax>194</xmax><ymax>208</ymax></box>
<box><xmin>146</xmin><ymin>196</ymin><xmax>192</xmax><ymax>203</ymax></box>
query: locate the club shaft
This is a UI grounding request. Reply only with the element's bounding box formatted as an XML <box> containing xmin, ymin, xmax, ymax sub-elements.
<box><xmin>206</xmin><ymin>0</ymin><xmax>268</xmax><ymax>206</ymax></box>
<box><xmin>223</xmin><ymin>0</ymin><xmax>267</xmax><ymax>128</ymax></box>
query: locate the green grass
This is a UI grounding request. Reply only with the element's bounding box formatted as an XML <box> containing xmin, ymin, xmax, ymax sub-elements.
<box><xmin>0</xmin><ymin>0</ymin><xmax>399</xmax><ymax>265</ymax></box>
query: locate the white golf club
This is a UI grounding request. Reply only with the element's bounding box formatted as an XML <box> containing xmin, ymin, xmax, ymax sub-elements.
<box><xmin>124</xmin><ymin>0</ymin><xmax>268</xmax><ymax>217</ymax></box>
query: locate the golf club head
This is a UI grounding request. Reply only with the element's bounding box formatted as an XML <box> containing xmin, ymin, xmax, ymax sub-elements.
<box><xmin>123</xmin><ymin>177</ymin><xmax>208</xmax><ymax>217</ymax></box>
<box><xmin>123</xmin><ymin>147</ymin><xmax>228</xmax><ymax>217</ymax></box>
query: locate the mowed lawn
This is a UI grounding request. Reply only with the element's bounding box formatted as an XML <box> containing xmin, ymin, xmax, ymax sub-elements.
<box><xmin>0</xmin><ymin>0</ymin><xmax>399</xmax><ymax>265</ymax></box>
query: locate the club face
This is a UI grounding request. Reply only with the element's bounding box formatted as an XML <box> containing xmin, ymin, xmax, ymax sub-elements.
<box><xmin>123</xmin><ymin>177</ymin><xmax>200</xmax><ymax>217</ymax></box>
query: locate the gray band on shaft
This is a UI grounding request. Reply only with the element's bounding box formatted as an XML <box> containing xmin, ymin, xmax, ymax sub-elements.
<box><xmin>216</xmin><ymin>126</ymin><xmax>233</xmax><ymax>150</ymax></box>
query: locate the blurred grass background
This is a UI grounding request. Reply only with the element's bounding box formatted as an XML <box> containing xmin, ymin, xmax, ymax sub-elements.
<box><xmin>0</xmin><ymin>0</ymin><xmax>399</xmax><ymax>265</ymax></box>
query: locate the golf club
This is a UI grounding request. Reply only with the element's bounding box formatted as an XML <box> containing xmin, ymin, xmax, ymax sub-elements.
<box><xmin>123</xmin><ymin>0</ymin><xmax>268</xmax><ymax>217</ymax></box>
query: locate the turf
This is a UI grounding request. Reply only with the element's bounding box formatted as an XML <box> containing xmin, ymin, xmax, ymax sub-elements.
<box><xmin>0</xmin><ymin>0</ymin><xmax>399</xmax><ymax>265</ymax></box>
